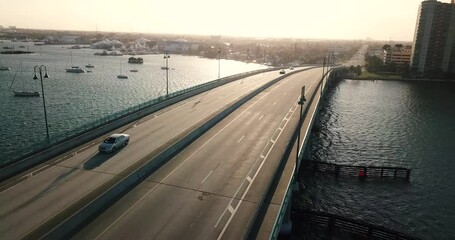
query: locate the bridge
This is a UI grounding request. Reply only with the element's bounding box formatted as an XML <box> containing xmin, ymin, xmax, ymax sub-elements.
<box><xmin>0</xmin><ymin>66</ymin><xmax>332</xmax><ymax>239</ymax></box>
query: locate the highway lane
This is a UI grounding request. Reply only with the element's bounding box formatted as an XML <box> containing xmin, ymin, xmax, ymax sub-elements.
<box><xmin>74</xmin><ymin>68</ymin><xmax>322</xmax><ymax>239</ymax></box>
<box><xmin>0</xmin><ymin>68</ymin><xmax>308</xmax><ymax>239</ymax></box>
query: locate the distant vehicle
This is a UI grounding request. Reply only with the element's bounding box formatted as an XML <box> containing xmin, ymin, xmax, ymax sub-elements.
<box><xmin>99</xmin><ymin>133</ymin><xmax>130</xmax><ymax>153</ymax></box>
<box><xmin>289</xmin><ymin>67</ymin><xmax>294</xmax><ymax>70</ymax></box>
<box><xmin>279</xmin><ymin>69</ymin><xmax>286</xmax><ymax>74</ymax></box>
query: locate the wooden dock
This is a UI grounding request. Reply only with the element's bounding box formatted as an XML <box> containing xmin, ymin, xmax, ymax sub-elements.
<box><xmin>303</xmin><ymin>159</ymin><xmax>412</xmax><ymax>180</ymax></box>
<box><xmin>293</xmin><ymin>210</ymin><xmax>419</xmax><ymax>240</ymax></box>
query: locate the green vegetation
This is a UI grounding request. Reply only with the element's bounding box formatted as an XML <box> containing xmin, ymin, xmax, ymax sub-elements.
<box><xmin>358</xmin><ymin>71</ymin><xmax>402</xmax><ymax>80</ymax></box>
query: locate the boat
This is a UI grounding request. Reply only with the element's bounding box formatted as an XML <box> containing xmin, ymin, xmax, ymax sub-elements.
<box><xmin>160</xmin><ymin>66</ymin><xmax>169</xmax><ymax>70</ymax></box>
<box><xmin>9</xmin><ymin>62</ymin><xmax>40</xmax><ymax>97</ymax></box>
<box><xmin>85</xmin><ymin>64</ymin><xmax>95</xmax><ymax>68</ymax></box>
<box><xmin>94</xmin><ymin>50</ymin><xmax>108</xmax><ymax>56</ymax></box>
<box><xmin>66</xmin><ymin>66</ymin><xmax>85</xmax><ymax>73</ymax></box>
<box><xmin>130</xmin><ymin>69</ymin><xmax>138</xmax><ymax>72</ymax></box>
<box><xmin>13</xmin><ymin>91</ymin><xmax>40</xmax><ymax>97</ymax></box>
<box><xmin>1</xmin><ymin>49</ymin><xmax>34</xmax><ymax>54</ymax></box>
<box><xmin>66</xmin><ymin>51</ymin><xmax>85</xmax><ymax>73</ymax></box>
<box><xmin>117</xmin><ymin>59</ymin><xmax>128</xmax><ymax>79</ymax></box>
<box><xmin>0</xmin><ymin>66</ymin><xmax>10</xmax><ymax>71</ymax></box>
<box><xmin>128</xmin><ymin>57</ymin><xmax>143</xmax><ymax>64</ymax></box>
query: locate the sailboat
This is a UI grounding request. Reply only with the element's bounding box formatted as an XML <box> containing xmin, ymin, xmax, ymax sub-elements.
<box><xmin>0</xmin><ymin>65</ymin><xmax>10</xmax><ymax>71</ymax></box>
<box><xmin>66</xmin><ymin>51</ymin><xmax>85</xmax><ymax>73</ymax></box>
<box><xmin>161</xmin><ymin>54</ymin><xmax>169</xmax><ymax>70</ymax></box>
<box><xmin>10</xmin><ymin>62</ymin><xmax>40</xmax><ymax>97</ymax></box>
<box><xmin>117</xmin><ymin>59</ymin><xmax>128</xmax><ymax>79</ymax></box>
<box><xmin>0</xmin><ymin>59</ymin><xmax>10</xmax><ymax>71</ymax></box>
<box><xmin>85</xmin><ymin>51</ymin><xmax>95</xmax><ymax>69</ymax></box>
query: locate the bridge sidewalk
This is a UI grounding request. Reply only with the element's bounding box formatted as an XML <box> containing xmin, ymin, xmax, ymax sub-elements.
<box><xmin>256</xmin><ymin>77</ymin><xmax>323</xmax><ymax>239</ymax></box>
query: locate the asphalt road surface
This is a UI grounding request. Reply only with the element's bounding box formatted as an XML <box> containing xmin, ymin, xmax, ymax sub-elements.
<box><xmin>73</xmin><ymin>68</ymin><xmax>322</xmax><ymax>239</ymax></box>
<box><xmin>0</xmin><ymin>68</ymin><xmax>311</xmax><ymax>239</ymax></box>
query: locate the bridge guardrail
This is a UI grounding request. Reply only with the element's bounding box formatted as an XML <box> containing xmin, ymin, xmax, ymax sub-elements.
<box><xmin>1</xmin><ymin>67</ymin><xmax>280</xmax><ymax>179</ymax></box>
<box><xmin>267</xmin><ymin>70</ymin><xmax>333</xmax><ymax>239</ymax></box>
<box><xmin>37</xmin><ymin>67</ymin><xmax>317</xmax><ymax>239</ymax></box>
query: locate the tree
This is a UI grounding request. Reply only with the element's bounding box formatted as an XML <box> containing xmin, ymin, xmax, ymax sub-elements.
<box><xmin>382</xmin><ymin>44</ymin><xmax>391</xmax><ymax>50</ymax></box>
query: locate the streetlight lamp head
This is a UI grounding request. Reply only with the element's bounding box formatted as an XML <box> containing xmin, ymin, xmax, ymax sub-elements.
<box><xmin>33</xmin><ymin>75</ymin><xmax>38</xmax><ymax>80</ymax></box>
<box><xmin>44</xmin><ymin>73</ymin><xmax>49</xmax><ymax>78</ymax></box>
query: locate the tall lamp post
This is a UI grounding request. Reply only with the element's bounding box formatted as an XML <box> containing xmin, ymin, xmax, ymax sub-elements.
<box><xmin>33</xmin><ymin>65</ymin><xmax>50</xmax><ymax>142</ymax></box>
<box><xmin>321</xmin><ymin>57</ymin><xmax>326</xmax><ymax>96</ymax></box>
<box><xmin>164</xmin><ymin>51</ymin><xmax>170</xmax><ymax>96</ymax></box>
<box><xmin>218</xmin><ymin>49</ymin><xmax>221</xmax><ymax>79</ymax></box>
<box><xmin>296</xmin><ymin>85</ymin><xmax>306</xmax><ymax>175</ymax></box>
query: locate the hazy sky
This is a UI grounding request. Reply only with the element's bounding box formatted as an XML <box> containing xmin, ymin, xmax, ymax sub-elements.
<box><xmin>0</xmin><ymin>0</ymin><xmax>452</xmax><ymax>40</ymax></box>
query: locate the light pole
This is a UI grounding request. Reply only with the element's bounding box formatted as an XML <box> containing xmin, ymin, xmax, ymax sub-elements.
<box><xmin>164</xmin><ymin>51</ymin><xmax>170</xmax><ymax>96</ymax></box>
<box><xmin>33</xmin><ymin>65</ymin><xmax>50</xmax><ymax>142</ymax></box>
<box><xmin>321</xmin><ymin>57</ymin><xmax>326</xmax><ymax>96</ymax></box>
<box><xmin>296</xmin><ymin>85</ymin><xmax>306</xmax><ymax>175</ymax></box>
<box><xmin>218</xmin><ymin>49</ymin><xmax>221</xmax><ymax>79</ymax></box>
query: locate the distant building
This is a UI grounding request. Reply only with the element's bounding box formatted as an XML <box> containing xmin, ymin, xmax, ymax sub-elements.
<box><xmin>383</xmin><ymin>45</ymin><xmax>412</xmax><ymax>65</ymax></box>
<box><xmin>410</xmin><ymin>0</ymin><xmax>455</xmax><ymax>78</ymax></box>
<box><xmin>163</xmin><ymin>39</ymin><xmax>199</xmax><ymax>53</ymax></box>
<box><xmin>59</xmin><ymin>36</ymin><xmax>81</xmax><ymax>44</ymax></box>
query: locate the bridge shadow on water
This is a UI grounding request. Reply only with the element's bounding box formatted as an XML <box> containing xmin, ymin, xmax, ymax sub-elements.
<box><xmin>83</xmin><ymin>151</ymin><xmax>121</xmax><ymax>170</ymax></box>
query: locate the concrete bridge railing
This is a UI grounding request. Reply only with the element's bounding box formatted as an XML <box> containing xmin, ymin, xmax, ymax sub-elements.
<box><xmin>0</xmin><ymin>67</ymin><xmax>280</xmax><ymax>180</ymax></box>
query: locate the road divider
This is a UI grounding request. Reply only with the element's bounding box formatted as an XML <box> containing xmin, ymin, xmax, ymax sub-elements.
<box><xmin>29</xmin><ymin>67</ymin><xmax>318</xmax><ymax>239</ymax></box>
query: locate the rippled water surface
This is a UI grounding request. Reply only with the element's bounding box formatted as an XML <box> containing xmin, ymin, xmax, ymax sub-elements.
<box><xmin>0</xmin><ymin>41</ymin><xmax>266</xmax><ymax>163</ymax></box>
<box><xmin>298</xmin><ymin>80</ymin><xmax>455</xmax><ymax>239</ymax></box>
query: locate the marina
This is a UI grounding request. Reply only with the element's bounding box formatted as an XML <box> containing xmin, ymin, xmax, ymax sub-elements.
<box><xmin>0</xmin><ymin>40</ymin><xmax>266</xmax><ymax>164</ymax></box>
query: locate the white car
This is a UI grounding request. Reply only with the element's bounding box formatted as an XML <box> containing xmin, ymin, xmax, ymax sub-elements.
<box><xmin>98</xmin><ymin>133</ymin><xmax>130</xmax><ymax>153</ymax></box>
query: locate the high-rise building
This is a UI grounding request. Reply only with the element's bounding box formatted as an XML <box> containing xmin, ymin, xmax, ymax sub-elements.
<box><xmin>383</xmin><ymin>45</ymin><xmax>412</xmax><ymax>65</ymax></box>
<box><xmin>410</xmin><ymin>0</ymin><xmax>455</xmax><ymax>78</ymax></box>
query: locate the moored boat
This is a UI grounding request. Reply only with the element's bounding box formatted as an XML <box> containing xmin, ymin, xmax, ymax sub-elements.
<box><xmin>128</xmin><ymin>57</ymin><xmax>143</xmax><ymax>64</ymax></box>
<box><xmin>13</xmin><ymin>91</ymin><xmax>40</xmax><ymax>97</ymax></box>
<box><xmin>0</xmin><ymin>66</ymin><xmax>10</xmax><ymax>71</ymax></box>
<box><xmin>66</xmin><ymin>66</ymin><xmax>86</xmax><ymax>73</ymax></box>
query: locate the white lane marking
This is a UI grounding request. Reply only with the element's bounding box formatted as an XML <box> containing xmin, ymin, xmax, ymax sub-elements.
<box><xmin>216</xmin><ymin>75</ymin><xmax>320</xmax><ymax>240</ymax></box>
<box><xmin>237</xmin><ymin>135</ymin><xmax>245</xmax><ymax>144</ymax></box>
<box><xmin>95</xmin><ymin>89</ymin><xmax>272</xmax><ymax>239</ymax></box>
<box><xmin>246</xmin><ymin>176</ymin><xmax>253</xmax><ymax>183</ymax></box>
<box><xmin>228</xmin><ymin>205</ymin><xmax>235</xmax><ymax>214</ymax></box>
<box><xmin>0</xmin><ymin>164</ymin><xmax>51</xmax><ymax>194</ymax></box>
<box><xmin>273</xmin><ymin>101</ymin><xmax>277</xmax><ymax>106</ymax></box>
<box><xmin>258</xmin><ymin>114</ymin><xmax>264</xmax><ymax>120</ymax></box>
<box><xmin>201</xmin><ymin>170</ymin><xmax>214</xmax><ymax>184</ymax></box>
<box><xmin>217</xmin><ymin>105</ymin><xmax>294</xmax><ymax>239</ymax></box>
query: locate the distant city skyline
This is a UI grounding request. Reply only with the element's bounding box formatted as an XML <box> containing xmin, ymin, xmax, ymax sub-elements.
<box><xmin>1</xmin><ymin>0</ymin><xmax>453</xmax><ymax>41</ymax></box>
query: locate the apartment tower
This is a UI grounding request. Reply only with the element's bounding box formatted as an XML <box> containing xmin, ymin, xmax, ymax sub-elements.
<box><xmin>411</xmin><ymin>0</ymin><xmax>455</xmax><ymax>78</ymax></box>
